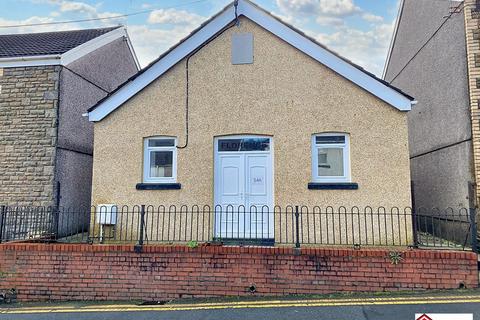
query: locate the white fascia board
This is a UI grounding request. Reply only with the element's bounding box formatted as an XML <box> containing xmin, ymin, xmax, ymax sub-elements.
<box><xmin>61</xmin><ymin>27</ymin><xmax>133</xmax><ymax>66</ymax></box>
<box><xmin>88</xmin><ymin>0</ymin><xmax>412</xmax><ymax>122</ymax></box>
<box><xmin>0</xmin><ymin>27</ymin><xmax>138</xmax><ymax>69</ymax></box>
<box><xmin>238</xmin><ymin>1</ymin><xmax>412</xmax><ymax>111</ymax></box>
<box><xmin>382</xmin><ymin>0</ymin><xmax>404</xmax><ymax>80</ymax></box>
<box><xmin>88</xmin><ymin>6</ymin><xmax>236</xmax><ymax>122</ymax></box>
<box><xmin>0</xmin><ymin>54</ymin><xmax>61</xmax><ymax>67</ymax></box>
<box><xmin>123</xmin><ymin>29</ymin><xmax>141</xmax><ymax>70</ymax></box>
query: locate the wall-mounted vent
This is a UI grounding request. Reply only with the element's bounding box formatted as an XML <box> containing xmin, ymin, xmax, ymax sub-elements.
<box><xmin>231</xmin><ymin>32</ymin><xmax>253</xmax><ymax>65</ymax></box>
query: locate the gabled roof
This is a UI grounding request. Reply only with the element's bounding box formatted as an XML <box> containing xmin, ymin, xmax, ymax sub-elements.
<box><xmin>0</xmin><ymin>26</ymin><xmax>140</xmax><ymax>69</ymax></box>
<box><xmin>87</xmin><ymin>0</ymin><xmax>415</xmax><ymax>122</ymax></box>
<box><xmin>0</xmin><ymin>27</ymin><xmax>118</xmax><ymax>57</ymax></box>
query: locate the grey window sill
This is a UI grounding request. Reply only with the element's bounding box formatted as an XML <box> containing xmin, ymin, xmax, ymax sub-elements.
<box><xmin>308</xmin><ymin>182</ymin><xmax>358</xmax><ymax>190</ymax></box>
<box><xmin>136</xmin><ymin>183</ymin><xmax>181</xmax><ymax>190</ymax></box>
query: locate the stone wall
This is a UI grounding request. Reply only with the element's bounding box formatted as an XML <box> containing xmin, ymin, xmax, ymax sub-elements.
<box><xmin>0</xmin><ymin>66</ymin><xmax>59</xmax><ymax>206</ymax></box>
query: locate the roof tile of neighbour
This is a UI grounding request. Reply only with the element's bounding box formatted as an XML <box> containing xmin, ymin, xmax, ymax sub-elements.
<box><xmin>0</xmin><ymin>26</ymin><xmax>120</xmax><ymax>58</ymax></box>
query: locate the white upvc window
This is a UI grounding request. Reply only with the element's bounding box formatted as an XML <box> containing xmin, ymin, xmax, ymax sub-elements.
<box><xmin>143</xmin><ymin>137</ymin><xmax>177</xmax><ymax>183</ymax></box>
<box><xmin>311</xmin><ymin>133</ymin><xmax>350</xmax><ymax>183</ymax></box>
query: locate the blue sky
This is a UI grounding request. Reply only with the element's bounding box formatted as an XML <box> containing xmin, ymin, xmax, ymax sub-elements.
<box><xmin>0</xmin><ymin>0</ymin><xmax>401</xmax><ymax>76</ymax></box>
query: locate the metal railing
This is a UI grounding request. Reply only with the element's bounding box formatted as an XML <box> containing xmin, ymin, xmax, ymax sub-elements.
<box><xmin>0</xmin><ymin>205</ymin><xmax>477</xmax><ymax>251</ymax></box>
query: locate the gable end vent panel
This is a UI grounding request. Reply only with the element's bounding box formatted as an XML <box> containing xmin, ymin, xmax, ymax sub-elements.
<box><xmin>231</xmin><ymin>32</ymin><xmax>254</xmax><ymax>65</ymax></box>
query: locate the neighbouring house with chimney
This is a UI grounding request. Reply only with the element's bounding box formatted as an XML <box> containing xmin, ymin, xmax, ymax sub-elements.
<box><xmin>0</xmin><ymin>26</ymin><xmax>139</xmax><ymax>210</ymax></box>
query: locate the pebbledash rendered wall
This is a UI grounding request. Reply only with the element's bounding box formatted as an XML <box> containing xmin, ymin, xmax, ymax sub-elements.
<box><xmin>0</xmin><ymin>243</ymin><xmax>477</xmax><ymax>302</ymax></box>
<box><xmin>92</xmin><ymin>17</ymin><xmax>412</xmax><ymax>208</ymax></box>
<box><xmin>0</xmin><ymin>66</ymin><xmax>59</xmax><ymax>206</ymax></box>
<box><xmin>91</xmin><ymin>17</ymin><xmax>413</xmax><ymax>245</ymax></box>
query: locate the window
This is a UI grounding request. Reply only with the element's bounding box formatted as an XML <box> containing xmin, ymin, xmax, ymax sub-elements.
<box><xmin>311</xmin><ymin>133</ymin><xmax>350</xmax><ymax>183</ymax></box>
<box><xmin>143</xmin><ymin>137</ymin><xmax>177</xmax><ymax>183</ymax></box>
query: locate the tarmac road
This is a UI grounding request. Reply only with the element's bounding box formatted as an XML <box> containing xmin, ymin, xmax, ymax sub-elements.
<box><xmin>1</xmin><ymin>291</ymin><xmax>479</xmax><ymax>320</ymax></box>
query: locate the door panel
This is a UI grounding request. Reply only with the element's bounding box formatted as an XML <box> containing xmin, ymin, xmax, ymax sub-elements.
<box><xmin>222</xmin><ymin>166</ymin><xmax>240</xmax><ymax>195</ymax></box>
<box><xmin>214</xmin><ymin>138</ymin><xmax>273</xmax><ymax>240</ymax></box>
<box><xmin>215</xmin><ymin>155</ymin><xmax>244</xmax><ymax>238</ymax></box>
<box><xmin>246</xmin><ymin>154</ymin><xmax>273</xmax><ymax>239</ymax></box>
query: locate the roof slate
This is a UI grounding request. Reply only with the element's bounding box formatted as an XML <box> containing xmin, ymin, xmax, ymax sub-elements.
<box><xmin>0</xmin><ymin>26</ymin><xmax>120</xmax><ymax>58</ymax></box>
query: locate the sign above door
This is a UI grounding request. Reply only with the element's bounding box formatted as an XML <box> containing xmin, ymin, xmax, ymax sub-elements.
<box><xmin>218</xmin><ymin>138</ymin><xmax>270</xmax><ymax>152</ymax></box>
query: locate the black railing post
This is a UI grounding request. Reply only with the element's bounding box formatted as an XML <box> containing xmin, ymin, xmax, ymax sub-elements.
<box><xmin>0</xmin><ymin>205</ymin><xmax>5</xmax><ymax>243</ymax></box>
<box><xmin>411</xmin><ymin>208</ymin><xmax>419</xmax><ymax>248</ymax></box>
<box><xmin>135</xmin><ymin>205</ymin><xmax>145</xmax><ymax>253</ymax></box>
<box><xmin>469</xmin><ymin>206</ymin><xmax>478</xmax><ymax>253</ymax></box>
<box><xmin>295</xmin><ymin>205</ymin><xmax>300</xmax><ymax>248</ymax></box>
<box><xmin>52</xmin><ymin>206</ymin><xmax>60</xmax><ymax>240</ymax></box>
<box><xmin>410</xmin><ymin>181</ymin><xmax>418</xmax><ymax>248</ymax></box>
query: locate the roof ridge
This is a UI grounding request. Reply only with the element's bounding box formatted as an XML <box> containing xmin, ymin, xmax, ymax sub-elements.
<box><xmin>87</xmin><ymin>0</ymin><xmax>415</xmax><ymax>119</ymax></box>
<box><xmin>0</xmin><ymin>25</ymin><xmax>121</xmax><ymax>37</ymax></box>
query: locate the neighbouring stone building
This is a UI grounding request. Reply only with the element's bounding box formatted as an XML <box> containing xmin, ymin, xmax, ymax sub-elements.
<box><xmin>0</xmin><ymin>27</ymin><xmax>139</xmax><ymax>209</ymax></box>
<box><xmin>384</xmin><ymin>0</ymin><xmax>480</xmax><ymax>212</ymax></box>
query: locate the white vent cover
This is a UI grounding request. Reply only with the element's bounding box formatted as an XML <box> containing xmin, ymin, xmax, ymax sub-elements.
<box><xmin>96</xmin><ymin>204</ymin><xmax>118</xmax><ymax>225</ymax></box>
<box><xmin>231</xmin><ymin>32</ymin><xmax>253</xmax><ymax>65</ymax></box>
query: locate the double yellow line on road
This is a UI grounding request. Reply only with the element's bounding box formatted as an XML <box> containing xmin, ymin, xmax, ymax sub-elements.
<box><xmin>2</xmin><ymin>295</ymin><xmax>480</xmax><ymax>314</ymax></box>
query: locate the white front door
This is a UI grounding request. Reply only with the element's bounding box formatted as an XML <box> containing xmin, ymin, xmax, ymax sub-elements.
<box><xmin>214</xmin><ymin>136</ymin><xmax>274</xmax><ymax>239</ymax></box>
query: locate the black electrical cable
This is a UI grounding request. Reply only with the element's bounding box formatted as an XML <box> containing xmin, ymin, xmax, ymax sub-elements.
<box><xmin>0</xmin><ymin>0</ymin><xmax>210</xmax><ymax>29</ymax></box>
<box><xmin>234</xmin><ymin>0</ymin><xmax>240</xmax><ymax>26</ymax></box>
<box><xmin>177</xmin><ymin>5</ymin><xmax>240</xmax><ymax>149</ymax></box>
<box><xmin>62</xmin><ymin>65</ymin><xmax>110</xmax><ymax>94</ymax></box>
<box><xmin>388</xmin><ymin>0</ymin><xmax>464</xmax><ymax>83</ymax></box>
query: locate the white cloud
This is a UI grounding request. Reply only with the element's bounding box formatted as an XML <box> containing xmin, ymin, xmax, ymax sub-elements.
<box><xmin>362</xmin><ymin>13</ymin><xmax>384</xmax><ymax>23</ymax></box>
<box><xmin>318</xmin><ymin>0</ymin><xmax>360</xmax><ymax>16</ymax></box>
<box><xmin>0</xmin><ymin>1</ymin><xmax>200</xmax><ymax>67</ymax></box>
<box><xmin>147</xmin><ymin>8</ymin><xmax>205</xmax><ymax>26</ymax></box>
<box><xmin>315</xmin><ymin>16</ymin><xmax>344</xmax><ymax>27</ymax></box>
<box><xmin>56</xmin><ymin>1</ymin><xmax>125</xmax><ymax>25</ymax></box>
<box><xmin>0</xmin><ymin>16</ymin><xmax>67</xmax><ymax>34</ymax></box>
<box><xmin>314</xmin><ymin>21</ymin><xmax>395</xmax><ymax>75</ymax></box>
<box><xmin>3</xmin><ymin>0</ymin><xmax>394</xmax><ymax>74</ymax></box>
<box><xmin>127</xmin><ymin>24</ymin><xmax>198</xmax><ymax>67</ymax></box>
<box><xmin>273</xmin><ymin>0</ymin><xmax>394</xmax><ymax>75</ymax></box>
<box><xmin>58</xmin><ymin>1</ymin><xmax>98</xmax><ymax>16</ymax></box>
<box><xmin>276</xmin><ymin>0</ymin><xmax>384</xmax><ymax>26</ymax></box>
<box><xmin>276</xmin><ymin>0</ymin><xmax>360</xmax><ymax>18</ymax></box>
<box><xmin>276</xmin><ymin>0</ymin><xmax>318</xmax><ymax>16</ymax></box>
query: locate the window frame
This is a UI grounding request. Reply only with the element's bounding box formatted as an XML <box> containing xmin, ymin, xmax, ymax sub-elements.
<box><xmin>143</xmin><ymin>137</ymin><xmax>177</xmax><ymax>183</ymax></box>
<box><xmin>311</xmin><ymin>133</ymin><xmax>351</xmax><ymax>183</ymax></box>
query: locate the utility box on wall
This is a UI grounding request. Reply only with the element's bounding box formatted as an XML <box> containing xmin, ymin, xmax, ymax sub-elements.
<box><xmin>231</xmin><ymin>32</ymin><xmax>254</xmax><ymax>65</ymax></box>
<box><xmin>96</xmin><ymin>204</ymin><xmax>117</xmax><ymax>225</ymax></box>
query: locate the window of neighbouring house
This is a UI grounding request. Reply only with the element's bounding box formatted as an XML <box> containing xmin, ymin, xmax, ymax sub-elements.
<box><xmin>143</xmin><ymin>137</ymin><xmax>177</xmax><ymax>183</ymax></box>
<box><xmin>312</xmin><ymin>133</ymin><xmax>350</xmax><ymax>183</ymax></box>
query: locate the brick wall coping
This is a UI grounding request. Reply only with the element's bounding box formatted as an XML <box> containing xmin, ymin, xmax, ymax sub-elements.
<box><xmin>0</xmin><ymin>243</ymin><xmax>476</xmax><ymax>260</ymax></box>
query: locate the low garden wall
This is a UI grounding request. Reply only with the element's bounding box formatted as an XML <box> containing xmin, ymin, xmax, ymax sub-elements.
<box><xmin>0</xmin><ymin>243</ymin><xmax>477</xmax><ymax>302</ymax></box>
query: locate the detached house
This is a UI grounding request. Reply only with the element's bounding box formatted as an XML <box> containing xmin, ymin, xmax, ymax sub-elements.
<box><xmin>86</xmin><ymin>0</ymin><xmax>415</xmax><ymax>244</ymax></box>
<box><xmin>383</xmin><ymin>0</ymin><xmax>479</xmax><ymax>210</ymax></box>
<box><xmin>0</xmin><ymin>26</ymin><xmax>139</xmax><ymax>209</ymax></box>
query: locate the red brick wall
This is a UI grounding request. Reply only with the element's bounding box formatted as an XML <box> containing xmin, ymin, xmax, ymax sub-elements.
<box><xmin>0</xmin><ymin>244</ymin><xmax>477</xmax><ymax>302</ymax></box>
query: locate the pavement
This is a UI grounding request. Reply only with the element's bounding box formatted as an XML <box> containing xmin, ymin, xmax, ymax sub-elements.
<box><xmin>1</xmin><ymin>290</ymin><xmax>480</xmax><ymax>320</ymax></box>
